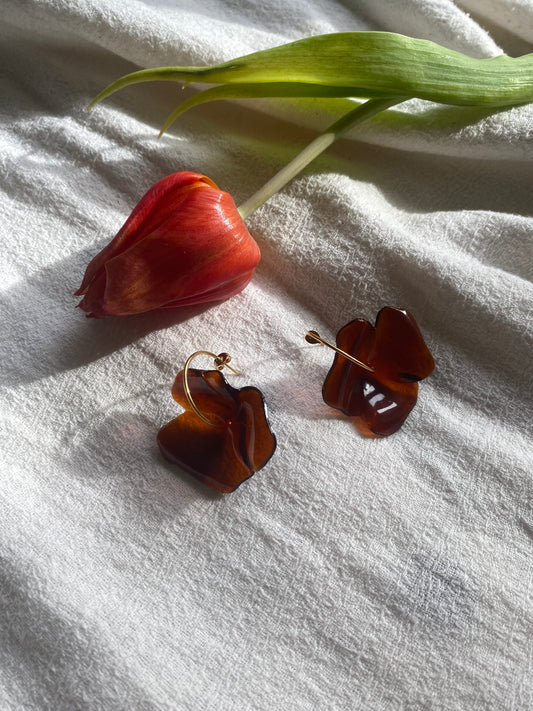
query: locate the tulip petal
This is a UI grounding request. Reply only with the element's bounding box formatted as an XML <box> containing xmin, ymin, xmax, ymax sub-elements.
<box><xmin>75</xmin><ymin>172</ymin><xmax>217</xmax><ymax>298</ymax></box>
<box><xmin>159</xmin><ymin>270</ymin><xmax>256</xmax><ymax>309</ymax></box>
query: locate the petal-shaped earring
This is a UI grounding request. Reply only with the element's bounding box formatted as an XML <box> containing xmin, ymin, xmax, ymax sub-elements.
<box><xmin>157</xmin><ymin>351</ymin><xmax>276</xmax><ymax>493</ymax></box>
<box><xmin>306</xmin><ymin>306</ymin><xmax>435</xmax><ymax>437</ymax></box>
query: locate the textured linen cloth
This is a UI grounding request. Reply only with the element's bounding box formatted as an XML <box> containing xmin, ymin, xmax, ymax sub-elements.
<box><xmin>1</xmin><ymin>1</ymin><xmax>533</xmax><ymax>709</ymax></box>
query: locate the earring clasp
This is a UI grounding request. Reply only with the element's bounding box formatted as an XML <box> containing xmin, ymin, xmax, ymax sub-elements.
<box><xmin>305</xmin><ymin>330</ymin><xmax>375</xmax><ymax>373</ymax></box>
<box><xmin>183</xmin><ymin>351</ymin><xmax>240</xmax><ymax>425</ymax></box>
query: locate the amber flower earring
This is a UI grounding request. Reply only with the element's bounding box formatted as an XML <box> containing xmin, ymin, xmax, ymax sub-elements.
<box><xmin>157</xmin><ymin>351</ymin><xmax>276</xmax><ymax>493</ymax></box>
<box><xmin>306</xmin><ymin>306</ymin><xmax>435</xmax><ymax>437</ymax></box>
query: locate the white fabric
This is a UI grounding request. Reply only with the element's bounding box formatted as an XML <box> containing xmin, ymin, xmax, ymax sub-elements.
<box><xmin>2</xmin><ymin>1</ymin><xmax>533</xmax><ymax>709</ymax></box>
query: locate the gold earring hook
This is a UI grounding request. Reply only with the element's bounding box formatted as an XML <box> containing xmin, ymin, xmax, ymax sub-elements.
<box><xmin>182</xmin><ymin>350</ymin><xmax>240</xmax><ymax>426</ymax></box>
<box><xmin>305</xmin><ymin>330</ymin><xmax>375</xmax><ymax>373</ymax></box>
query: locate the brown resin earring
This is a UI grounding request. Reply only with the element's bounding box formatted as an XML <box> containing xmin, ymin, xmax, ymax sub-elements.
<box><xmin>306</xmin><ymin>306</ymin><xmax>435</xmax><ymax>437</ymax></box>
<box><xmin>157</xmin><ymin>351</ymin><xmax>276</xmax><ymax>493</ymax></box>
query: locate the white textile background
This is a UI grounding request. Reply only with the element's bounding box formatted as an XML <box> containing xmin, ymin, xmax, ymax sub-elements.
<box><xmin>1</xmin><ymin>1</ymin><xmax>533</xmax><ymax>709</ymax></box>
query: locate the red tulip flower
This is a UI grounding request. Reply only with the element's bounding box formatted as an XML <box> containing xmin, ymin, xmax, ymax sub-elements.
<box><xmin>75</xmin><ymin>172</ymin><xmax>261</xmax><ymax>318</ymax></box>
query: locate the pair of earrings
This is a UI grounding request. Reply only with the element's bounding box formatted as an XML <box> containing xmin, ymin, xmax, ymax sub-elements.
<box><xmin>157</xmin><ymin>306</ymin><xmax>435</xmax><ymax>493</ymax></box>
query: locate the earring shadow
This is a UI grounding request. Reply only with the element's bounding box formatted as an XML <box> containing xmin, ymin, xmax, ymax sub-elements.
<box><xmin>68</xmin><ymin>409</ymin><xmax>224</xmax><ymax>509</ymax></box>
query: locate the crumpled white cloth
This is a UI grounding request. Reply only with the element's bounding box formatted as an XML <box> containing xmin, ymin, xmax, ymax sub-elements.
<box><xmin>1</xmin><ymin>1</ymin><xmax>532</xmax><ymax>709</ymax></box>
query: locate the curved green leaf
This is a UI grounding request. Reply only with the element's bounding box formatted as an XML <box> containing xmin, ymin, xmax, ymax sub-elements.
<box><xmin>158</xmin><ymin>82</ymin><xmax>399</xmax><ymax>136</ymax></box>
<box><xmin>89</xmin><ymin>32</ymin><xmax>533</xmax><ymax>112</ymax></box>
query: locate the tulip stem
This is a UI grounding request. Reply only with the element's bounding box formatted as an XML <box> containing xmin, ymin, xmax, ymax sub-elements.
<box><xmin>237</xmin><ymin>97</ymin><xmax>404</xmax><ymax>220</ymax></box>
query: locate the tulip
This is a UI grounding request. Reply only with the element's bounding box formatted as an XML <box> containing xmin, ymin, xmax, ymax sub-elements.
<box><xmin>82</xmin><ymin>33</ymin><xmax>533</xmax><ymax>319</ymax></box>
<box><xmin>81</xmin><ymin>50</ymin><xmax>432</xmax><ymax>320</ymax></box>
<box><xmin>75</xmin><ymin>171</ymin><xmax>261</xmax><ymax>318</ymax></box>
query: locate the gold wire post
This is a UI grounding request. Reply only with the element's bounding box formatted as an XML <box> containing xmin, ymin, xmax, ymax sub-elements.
<box><xmin>182</xmin><ymin>350</ymin><xmax>240</xmax><ymax>426</ymax></box>
<box><xmin>305</xmin><ymin>330</ymin><xmax>375</xmax><ymax>373</ymax></box>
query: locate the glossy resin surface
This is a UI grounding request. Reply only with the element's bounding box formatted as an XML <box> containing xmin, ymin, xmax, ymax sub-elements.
<box><xmin>158</xmin><ymin>368</ymin><xmax>276</xmax><ymax>493</ymax></box>
<box><xmin>323</xmin><ymin>307</ymin><xmax>435</xmax><ymax>436</ymax></box>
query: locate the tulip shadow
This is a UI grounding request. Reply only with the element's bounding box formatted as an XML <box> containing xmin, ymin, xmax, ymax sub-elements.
<box><xmin>1</xmin><ymin>34</ymin><xmax>181</xmax><ymax>130</ymax></box>
<box><xmin>301</xmin><ymin>124</ymin><xmax>533</xmax><ymax>220</ymax></box>
<box><xmin>1</xmin><ymin>249</ymin><xmax>213</xmax><ymax>388</ymax></box>
<box><xmin>180</xmin><ymin>95</ymin><xmax>533</xmax><ymax>218</ymax></box>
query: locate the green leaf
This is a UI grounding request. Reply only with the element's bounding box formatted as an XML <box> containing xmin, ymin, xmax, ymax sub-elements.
<box><xmin>157</xmin><ymin>82</ymin><xmax>398</xmax><ymax>136</ymax></box>
<box><xmin>89</xmin><ymin>32</ymin><xmax>533</xmax><ymax>122</ymax></box>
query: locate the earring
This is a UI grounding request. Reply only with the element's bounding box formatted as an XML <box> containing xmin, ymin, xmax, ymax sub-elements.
<box><xmin>157</xmin><ymin>351</ymin><xmax>276</xmax><ymax>493</ymax></box>
<box><xmin>305</xmin><ymin>306</ymin><xmax>434</xmax><ymax>437</ymax></box>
